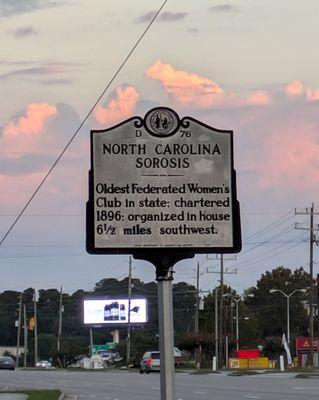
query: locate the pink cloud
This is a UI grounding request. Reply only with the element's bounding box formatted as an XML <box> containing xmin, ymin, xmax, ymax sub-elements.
<box><xmin>256</xmin><ymin>121</ymin><xmax>319</xmax><ymax>188</ymax></box>
<box><xmin>4</xmin><ymin>103</ymin><xmax>57</xmax><ymax>137</ymax></box>
<box><xmin>95</xmin><ymin>85</ymin><xmax>139</xmax><ymax>126</ymax></box>
<box><xmin>306</xmin><ymin>88</ymin><xmax>319</xmax><ymax>101</ymax></box>
<box><xmin>285</xmin><ymin>80</ymin><xmax>304</xmax><ymax>97</ymax></box>
<box><xmin>1</xmin><ymin>103</ymin><xmax>60</xmax><ymax>160</ymax></box>
<box><xmin>248</xmin><ymin>91</ymin><xmax>271</xmax><ymax>106</ymax></box>
<box><xmin>145</xmin><ymin>61</ymin><xmax>224</xmax><ymax>107</ymax></box>
<box><xmin>284</xmin><ymin>80</ymin><xmax>319</xmax><ymax>102</ymax></box>
<box><xmin>0</xmin><ymin>172</ymin><xmax>45</xmax><ymax>210</ymax></box>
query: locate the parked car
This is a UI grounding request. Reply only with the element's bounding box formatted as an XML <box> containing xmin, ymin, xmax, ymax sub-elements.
<box><xmin>139</xmin><ymin>351</ymin><xmax>160</xmax><ymax>374</ymax></box>
<box><xmin>35</xmin><ymin>360</ymin><xmax>52</xmax><ymax>369</ymax></box>
<box><xmin>0</xmin><ymin>356</ymin><xmax>15</xmax><ymax>370</ymax></box>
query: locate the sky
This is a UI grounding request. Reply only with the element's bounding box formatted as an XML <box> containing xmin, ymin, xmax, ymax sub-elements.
<box><xmin>1</xmin><ymin>0</ymin><xmax>319</xmax><ymax>296</ymax></box>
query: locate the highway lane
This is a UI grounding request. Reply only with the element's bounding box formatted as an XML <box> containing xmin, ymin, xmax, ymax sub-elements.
<box><xmin>0</xmin><ymin>370</ymin><xmax>319</xmax><ymax>400</ymax></box>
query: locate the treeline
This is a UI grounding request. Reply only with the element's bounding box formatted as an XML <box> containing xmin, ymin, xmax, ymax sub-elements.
<box><xmin>0</xmin><ymin>278</ymin><xmax>197</xmax><ymax>365</ymax></box>
<box><xmin>0</xmin><ymin>266</ymin><xmax>316</xmax><ymax>365</ymax></box>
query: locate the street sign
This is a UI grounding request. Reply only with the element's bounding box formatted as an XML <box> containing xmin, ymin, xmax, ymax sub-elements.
<box><xmin>86</xmin><ymin>107</ymin><xmax>241</xmax><ymax>264</ymax></box>
<box><xmin>91</xmin><ymin>343</ymin><xmax>115</xmax><ymax>354</ymax></box>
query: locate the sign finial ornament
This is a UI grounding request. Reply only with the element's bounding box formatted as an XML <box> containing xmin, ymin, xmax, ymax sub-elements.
<box><xmin>144</xmin><ymin>107</ymin><xmax>180</xmax><ymax>137</ymax></box>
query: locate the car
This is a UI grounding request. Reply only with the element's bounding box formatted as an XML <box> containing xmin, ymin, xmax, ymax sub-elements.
<box><xmin>0</xmin><ymin>356</ymin><xmax>15</xmax><ymax>370</ymax></box>
<box><xmin>139</xmin><ymin>351</ymin><xmax>160</xmax><ymax>374</ymax></box>
<box><xmin>97</xmin><ymin>350</ymin><xmax>113</xmax><ymax>361</ymax></box>
<box><xmin>35</xmin><ymin>360</ymin><xmax>52</xmax><ymax>369</ymax></box>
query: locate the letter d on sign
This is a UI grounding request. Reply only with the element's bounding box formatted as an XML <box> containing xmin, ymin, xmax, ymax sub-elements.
<box><xmin>136</xmin><ymin>130</ymin><xmax>142</xmax><ymax>137</ymax></box>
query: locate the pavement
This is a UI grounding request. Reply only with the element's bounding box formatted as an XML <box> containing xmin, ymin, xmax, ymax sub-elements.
<box><xmin>0</xmin><ymin>396</ymin><xmax>28</xmax><ymax>400</ymax></box>
<box><xmin>1</xmin><ymin>369</ymin><xmax>319</xmax><ymax>399</ymax></box>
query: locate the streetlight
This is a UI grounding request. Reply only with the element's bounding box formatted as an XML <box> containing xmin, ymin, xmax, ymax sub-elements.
<box><xmin>232</xmin><ymin>294</ymin><xmax>254</xmax><ymax>351</ymax></box>
<box><xmin>232</xmin><ymin>297</ymin><xmax>240</xmax><ymax>352</ymax></box>
<box><xmin>269</xmin><ymin>288</ymin><xmax>307</xmax><ymax>344</ymax></box>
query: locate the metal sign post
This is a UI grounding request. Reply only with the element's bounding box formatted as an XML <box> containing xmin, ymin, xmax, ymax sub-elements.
<box><xmin>157</xmin><ymin>264</ymin><xmax>175</xmax><ymax>400</ymax></box>
<box><xmin>86</xmin><ymin>107</ymin><xmax>242</xmax><ymax>400</ymax></box>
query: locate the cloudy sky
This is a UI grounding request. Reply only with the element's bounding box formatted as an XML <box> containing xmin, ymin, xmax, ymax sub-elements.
<box><xmin>1</xmin><ymin>0</ymin><xmax>319</xmax><ymax>295</ymax></box>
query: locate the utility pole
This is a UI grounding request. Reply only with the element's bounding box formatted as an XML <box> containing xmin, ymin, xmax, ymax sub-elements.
<box><xmin>295</xmin><ymin>204</ymin><xmax>319</xmax><ymax>367</ymax></box>
<box><xmin>214</xmin><ymin>287</ymin><xmax>218</xmax><ymax>367</ymax></box>
<box><xmin>57</xmin><ymin>286</ymin><xmax>63</xmax><ymax>352</ymax></box>
<box><xmin>195</xmin><ymin>262</ymin><xmax>200</xmax><ymax>333</ymax></box>
<box><xmin>89</xmin><ymin>328</ymin><xmax>94</xmax><ymax>356</ymax></box>
<box><xmin>23</xmin><ymin>304</ymin><xmax>28</xmax><ymax>368</ymax></box>
<box><xmin>225</xmin><ymin>335</ymin><xmax>229</xmax><ymax>368</ymax></box>
<box><xmin>230</xmin><ymin>298</ymin><xmax>234</xmax><ymax>340</ymax></box>
<box><xmin>207</xmin><ymin>255</ymin><xmax>236</xmax><ymax>368</ymax></box>
<box><xmin>233</xmin><ymin>298</ymin><xmax>240</xmax><ymax>352</ymax></box>
<box><xmin>16</xmin><ymin>294</ymin><xmax>22</xmax><ymax>368</ymax></box>
<box><xmin>126</xmin><ymin>255</ymin><xmax>132</xmax><ymax>367</ymax></box>
<box><xmin>33</xmin><ymin>289</ymin><xmax>38</xmax><ymax>366</ymax></box>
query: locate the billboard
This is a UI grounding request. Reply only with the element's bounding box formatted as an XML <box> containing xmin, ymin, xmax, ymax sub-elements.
<box><xmin>83</xmin><ymin>298</ymin><xmax>147</xmax><ymax>326</ymax></box>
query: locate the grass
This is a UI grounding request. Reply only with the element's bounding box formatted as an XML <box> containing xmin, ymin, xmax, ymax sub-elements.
<box><xmin>228</xmin><ymin>370</ymin><xmax>260</xmax><ymax>376</ymax></box>
<box><xmin>0</xmin><ymin>390</ymin><xmax>61</xmax><ymax>400</ymax></box>
<box><xmin>295</xmin><ymin>373</ymin><xmax>319</xmax><ymax>379</ymax></box>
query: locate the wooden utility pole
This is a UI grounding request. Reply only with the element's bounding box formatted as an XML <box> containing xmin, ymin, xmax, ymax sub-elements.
<box><xmin>23</xmin><ymin>304</ymin><xmax>28</xmax><ymax>368</ymax></box>
<box><xmin>57</xmin><ymin>286</ymin><xmax>63</xmax><ymax>352</ymax></box>
<box><xmin>89</xmin><ymin>328</ymin><xmax>94</xmax><ymax>356</ymax></box>
<box><xmin>16</xmin><ymin>294</ymin><xmax>22</xmax><ymax>368</ymax></box>
<box><xmin>295</xmin><ymin>204</ymin><xmax>319</xmax><ymax>367</ymax></box>
<box><xmin>195</xmin><ymin>262</ymin><xmax>200</xmax><ymax>333</ymax></box>
<box><xmin>126</xmin><ymin>255</ymin><xmax>132</xmax><ymax>367</ymax></box>
<box><xmin>207</xmin><ymin>255</ymin><xmax>236</xmax><ymax>368</ymax></box>
<box><xmin>214</xmin><ymin>287</ymin><xmax>219</xmax><ymax>367</ymax></box>
<box><xmin>33</xmin><ymin>289</ymin><xmax>38</xmax><ymax>366</ymax></box>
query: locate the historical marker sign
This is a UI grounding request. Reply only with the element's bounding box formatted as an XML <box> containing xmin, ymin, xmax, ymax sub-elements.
<box><xmin>86</xmin><ymin>107</ymin><xmax>241</xmax><ymax>262</ymax></box>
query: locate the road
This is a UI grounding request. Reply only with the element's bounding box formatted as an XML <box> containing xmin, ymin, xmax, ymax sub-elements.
<box><xmin>0</xmin><ymin>370</ymin><xmax>319</xmax><ymax>400</ymax></box>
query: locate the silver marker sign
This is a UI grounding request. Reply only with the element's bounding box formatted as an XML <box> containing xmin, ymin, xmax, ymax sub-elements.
<box><xmin>86</xmin><ymin>107</ymin><xmax>241</xmax><ymax>261</ymax></box>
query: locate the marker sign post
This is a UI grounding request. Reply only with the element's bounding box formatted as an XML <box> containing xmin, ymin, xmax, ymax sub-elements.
<box><xmin>86</xmin><ymin>107</ymin><xmax>241</xmax><ymax>400</ymax></box>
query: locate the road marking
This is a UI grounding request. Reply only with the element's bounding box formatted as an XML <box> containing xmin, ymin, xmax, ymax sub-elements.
<box><xmin>244</xmin><ymin>396</ymin><xmax>260</xmax><ymax>399</ymax></box>
<box><xmin>90</xmin><ymin>395</ymin><xmax>96</xmax><ymax>398</ymax></box>
<box><xmin>194</xmin><ymin>391</ymin><xmax>206</xmax><ymax>395</ymax></box>
<box><xmin>293</xmin><ymin>387</ymin><xmax>316</xmax><ymax>390</ymax></box>
<box><xmin>152</xmin><ymin>387</ymin><xmax>160</xmax><ymax>390</ymax></box>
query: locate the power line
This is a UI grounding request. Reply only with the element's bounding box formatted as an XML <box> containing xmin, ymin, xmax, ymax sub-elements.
<box><xmin>245</xmin><ymin>210</ymin><xmax>294</xmax><ymax>241</ymax></box>
<box><xmin>0</xmin><ymin>0</ymin><xmax>168</xmax><ymax>248</ymax></box>
<box><xmin>236</xmin><ymin>233</ymin><xmax>307</xmax><ymax>270</ymax></box>
<box><xmin>240</xmin><ymin>225</ymin><xmax>295</xmax><ymax>256</ymax></box>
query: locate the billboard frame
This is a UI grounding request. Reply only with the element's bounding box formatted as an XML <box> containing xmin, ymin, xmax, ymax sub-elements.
<box><xmin>82</xmin><ymin>296</ymin><xmax>148</xmax><ymax>329</ymax></box>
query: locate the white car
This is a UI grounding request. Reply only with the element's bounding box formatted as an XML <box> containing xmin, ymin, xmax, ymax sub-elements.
<box><xmin>35</xmin><ymin>360</ymin><xmax>52</xmax><ymax>368</ymax></box>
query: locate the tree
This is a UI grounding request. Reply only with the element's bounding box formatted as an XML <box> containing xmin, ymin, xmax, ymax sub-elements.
<box><xmin>38</xmin><ymin>333</ymin><xmax>57</xmax><ymax>360</ymax></box>
<box><xmin>55</xmin><ymin>335</ymin><xmax>89</xmax><ymax>368</ymax></box>
<box><xmin>0</xmin><ymin>290</ymin><xmax>20</xmax><ymax>345</ymax></box>
<box><xmin>173</xmin><ymin>282</ymin><xmax>196</xmax><ymax>334</ymax></box>
<box><xmin>246</xmin><ymin>266</ymin><xmax>309</xmax><ymax>342</ymax></box>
